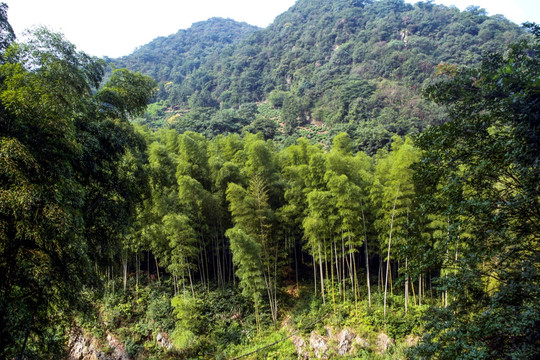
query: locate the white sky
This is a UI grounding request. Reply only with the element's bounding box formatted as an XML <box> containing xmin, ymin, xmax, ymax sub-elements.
<box><xmin>6</xmin><ymin>0</ymin><xmax>540</xmax><ymax>58</ymax></box>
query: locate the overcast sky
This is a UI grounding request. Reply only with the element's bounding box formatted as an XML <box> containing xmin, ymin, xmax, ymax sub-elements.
<box><xmin>6</xmin><ymin>0</ymin><xmax>540</xmax><ymax>58</ymax></box>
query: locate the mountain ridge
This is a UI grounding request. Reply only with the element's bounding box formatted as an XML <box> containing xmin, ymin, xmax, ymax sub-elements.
<box><xmin>112</xmin><ymin>0</ymin><xmax>530</xmax><ymax>153</ymax></box>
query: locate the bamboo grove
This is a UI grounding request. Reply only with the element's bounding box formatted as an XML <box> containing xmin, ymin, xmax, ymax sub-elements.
<box><xmin>131</xmin><ymin>127</ymin><xmax>428</xmax><ymax>327</ymax></box>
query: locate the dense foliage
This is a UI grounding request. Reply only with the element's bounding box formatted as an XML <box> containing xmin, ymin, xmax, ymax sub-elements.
<box><xmin>113</xmin><ymin>0</ymin><xmax>529</xmax><ymax>153</ymax></box>
<box><xmin>408</xmin><ymin>23</ymin><xmax>540</xmax><ymax>359</ymax></box>
<box><xmin>1</xmin><ymin>1</ymin><xmax>539</xmax><ymax>359</ymax></box>
<box><xmin>0</xmin><ymin>9</ymin><xmax>156</xmax><ymax>358</ymax></box>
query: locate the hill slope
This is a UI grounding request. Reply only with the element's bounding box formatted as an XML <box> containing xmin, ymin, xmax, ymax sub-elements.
<box><xmin>113</xmin><ymin>0</ymin><xmax>529</xmax><ymax>152</ymax></box>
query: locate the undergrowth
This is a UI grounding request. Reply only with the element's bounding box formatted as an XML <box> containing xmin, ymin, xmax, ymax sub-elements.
<box><xmin>82</xmin><ymin>278</ymin><xmax>426</xmax><ymax>359</ymax></box>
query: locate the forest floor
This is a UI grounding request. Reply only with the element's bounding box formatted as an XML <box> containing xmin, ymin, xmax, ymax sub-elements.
<box><xmin>75</xmin><ymin>277</ymin><xmax>429</xmax><ymax>359</ymax></box>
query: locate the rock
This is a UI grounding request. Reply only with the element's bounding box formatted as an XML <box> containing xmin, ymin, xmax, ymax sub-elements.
<box><xmin>70</xmin><ymin>337</ymin><xmax>87</xmax><ymax>359</ymax></box>
<box><xmin>291</xmin><ymin>335</ymin><xmax>308</xmax><ymax>359</ymax></box>
<box><xmin>309</xmin><ymin>331</ymin><xmax>328</xmax><ymax>359</ymax></box>
<box><xmin>68</xmin><ymin>331</ymin><xmax>128</xmax><ymax>360</ymax></box>
<box><xmin>105</xmin><ymin>333</ymin><xmax>129</xmax><ymax>360</ymax></box>
<box><xmin>375</xmin><ymin>332</ymin><xmax>394</xmax><ymax>354</ymax></box>
<box><xmin>69</xmin><ymin>333</ymin><xmax>96</xmax><ymax>360</ymax></box>
<box><xmin>156</xmin><ymin>332</ymin><xmax>173</xmax><ymax>350</ymax></box>
<box><xmin>336</xmin><ymin>329</ymin><xmax>356</xmax><ymax>355</ymax></box>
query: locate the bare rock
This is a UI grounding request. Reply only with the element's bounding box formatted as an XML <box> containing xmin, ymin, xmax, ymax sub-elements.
<box><xmin>336</xmin><ymin>329</ymin><xmax>356</xmax><ymax>355</ymax></box>
<box><xmin>291</xmin><ymin>335</ymin><xmax>309</xmax><ymax>359</ymax></box>
<box><xmin>156</xmin><ymin>332</ymin><xmax>173</xmax><ymax>350</ymax></box>
<box><xmin>69</xmin><ymin>331</ymin><xmax>127</xmax><ymax>360</ymax></box>
<box><xmin>70</xmin><ymin>336</ymin><xmax>89</xmax><ymax>360</ymax></box>
<box><xmin>69</xmin><ymin>333</ymin><xmax>103</xmax><ymax>360</ymax></box>
<box><xmin>106</xmin><ymin>334</ymin><xmax>129</xmax><ymax>360</ymax></box>
<box><xmin>375</xmin><ymin>332</ymin><xmax>394</xmax><ymax>354</ymax></box>
<box><xmin>309</xmin><ymin>331</ymin><xmax>328</xmax><ymax>359</ymax></box>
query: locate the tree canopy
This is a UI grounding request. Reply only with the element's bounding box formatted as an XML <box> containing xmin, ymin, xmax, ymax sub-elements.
<box><xmin>0</xmin><ymin>12</ymin><xmax>155</xmax><ymax>357</ymax></box>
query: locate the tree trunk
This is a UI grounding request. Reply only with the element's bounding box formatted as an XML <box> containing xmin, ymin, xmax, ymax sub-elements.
<box><xmin>384</xmin><ymin>183</ymin><xmax>400</xmax><ymax>318</ymax></box>
<box><xmin>135</xmin><ymin>253</ymin><xmax>139</xmax><ymax>288</ymax></box>
<box><xmin>18</xmin><ymin>303</ymin><xmax>37</xmax><ymax>360</ymax></box>
<box><xmin>313</xmin><ymin>255</ymin><xmax>317</xmax><ymax>297</ymax></box>
<box><xmin>411</xmin><ymin>272</ymin><xmax>417</xmax><ymax>305</ymax></box>
<box><xmin>318</xmin><ymin>243</ymin><xmax>325</xmax><ymax>304</ymax></box>
<box><xmin>341</xmin><ymin>230</ymin><xmax>346</xmax><ymax>302</ymax></box>
<box><xmin>122</xmin><ymin>251</ymin><xmax>128</xmax><ymax>292</ymax></box>
<box><xmin>188</xmin><ymin>267</ymin><xmax>195</xmax><ymax>297</ymax></box>
<box><xmin>419</xmin><ymin>274</ymin><xmax>422</xmax><ymax>306</ymax></box>
<box><xmin>330</xmin><ymin>240</ymin><xmax>336</xmax><ymax>311</ymax></box>
<box><xmin>334</xmin><ymin>237</ymin><xmax>340</xmax><ymax>299</ymax></box>
<box><xmin>198</xmin><ymin>249</ymin><xmax>206</xmax><ymax>290</ymax></box>
<box><xmin>405</xmin><ymin>257</ymin><xmax>409</xmax><ymax>315</ymax></box>
<box><xmin>204</xmin><ymin>244</ymin><xmax>210</xmax><ymax>291</ymax></box>
<box><xmin>361</xmin><ymin>207</ymin><xmax>371</xmax><ymax>308</ymax></box>
<box><xmin>350</xmin><ymin>243</ymin><xmax>359</xmax><ymax>315</ymax></box>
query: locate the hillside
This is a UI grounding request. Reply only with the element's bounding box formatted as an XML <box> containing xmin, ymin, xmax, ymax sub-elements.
<box><xmin>112</xmin><ymin>0</ymin><xmax>529</xmax><ymax>152</ymax></box>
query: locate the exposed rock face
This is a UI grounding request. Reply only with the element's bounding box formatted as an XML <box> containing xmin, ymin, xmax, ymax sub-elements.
<box><xmin>291</xmin><ymin>328</ymin><xmax>360</xmax><ymax>359</ymax></box>
<box><xmin>289</xmin><ymin>327</ymin><xmax>401</xmax><ymax>358</ymax></box>
<box><xmin>375</xmin><ymin>332</ymin><xmax>394</xmax><ymax>354</ymax></box>
<box><xmin>106</xmin><ymin>334</ymin><xmax>129</xmax><ymax>360</ymax></box>
<box><xmin>69</xmin><ymin>334</ymin><xmax>108</xmax><ymax>360</ymax></box>
<box><xmin>156</xmin><ymin>332</ymin><xmax>173</xmax><ymax>350</ymax></box>
<box><xmin>309</xmin><ymin>331</ymin><xmax>328</xmax><ymax>359</ymax></box>
<box><xmin>291</xmin><ymin>335</ymin><xmax>309</xmax><ymax>359</ymax></box>
<box><xmin>336</xmin><ymin>329</ymin><xmax>355</xmax><ymax>355</ymax></box>
<box><xmin>69</xmin><ymin>332</ymin><xmax>129</xmax><ymax>360</ymax></box>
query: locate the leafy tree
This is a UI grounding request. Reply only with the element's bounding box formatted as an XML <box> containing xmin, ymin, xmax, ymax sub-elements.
<box><xmin>372</xmin><ymin>135</ymin><xmax>419</xmax><ymax>317</ymax></box>
<box><xmin>410</xmin><ymin>25</ymin><xmax>540</xmax><ymax>359</ymax></box>
<box><xmin>225</xmin><ymin>227</ymin><xmax>265</xmax><ymax>333</ymax></box>
<box><xmin>0</xmin><ymin>26</ymin><xmax>155</xmax><ymax>357</ymax></box>
<box><xmin>0</xmin><ymin>2</ymin><xmax>14</xmax><ymax>60</ymax></box>
<box><xmin>163</xmin><ymin>213</ymin><xmax>198</xmax><ymax>295</ymax></box>
<box><xmin>226</xmin><ymin>172</ymin><xmax>282</xmax><ymax>325</ymax></box>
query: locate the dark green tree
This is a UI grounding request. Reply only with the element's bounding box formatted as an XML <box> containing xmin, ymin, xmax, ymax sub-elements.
<box><xmin>0</xmin><ymin>26</ymin><xmax>155</xmax><ymax>358</ymax></box>
<box><xmin>410</xmin><ymin>25</ymin><xmax>540</xmax><ymax>359</ymax></box>
<box><xmin>0</xmin><ymin>2</ymin><xmax>14</xmax><ymax>60</ymax></box>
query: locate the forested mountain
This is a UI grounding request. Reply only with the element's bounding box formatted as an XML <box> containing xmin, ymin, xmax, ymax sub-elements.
<box><xmin>112</xmin><ymin>0</ymin><xmax>529</xmax><ymax>153</ymax></box>
<box><xmin>111</xmin><ymin>18</ymin><xmax>259</xmax><ymax>85</ymax></box>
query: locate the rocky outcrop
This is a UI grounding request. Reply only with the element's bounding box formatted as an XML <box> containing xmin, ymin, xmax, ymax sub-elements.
<box><xmin>291</xmin><ymin>335</ymin><xmax>309</xmax><ymax>359</ymax></box>
<box><xmin>309</xmin><ymin>331</ymin><xmax>328</xmax><ymax>358</ymax></box>
<box><xmin>69</xmin><ymin>332</ymin><xmax>129</xmax><ymax>360</ymax></box>
<box><xmin>289</xmin><ymin>327</ymin><xmax>395</xmax><ymax>359</ymax></box>
<box><xmin>156</xmin><ymin>332</ymin><xmax>173</xmax><ymax>350</ymax></box>
<box><xmin>336</xmin><ymin>329</ymin><xmax>355</xmax><ymax>355</ymax></box>
<box><xmin>106</xmin><ymin>334</ymin><xmax>129</xmax><ymax>360</ymax></box>
<box><xmin>70</xmin><ymin>337</ymin><xmax>110</xmax><ymax>360</ymax></box>
<box><xmin>375</xmin><ymin>332</ymin><xmax>394</xmax><ymax>354</ymax></box>
<box><xmin>354</xmin><ymin>336</ymin><xmax>370</xmax><ymax>349</ymax></box>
